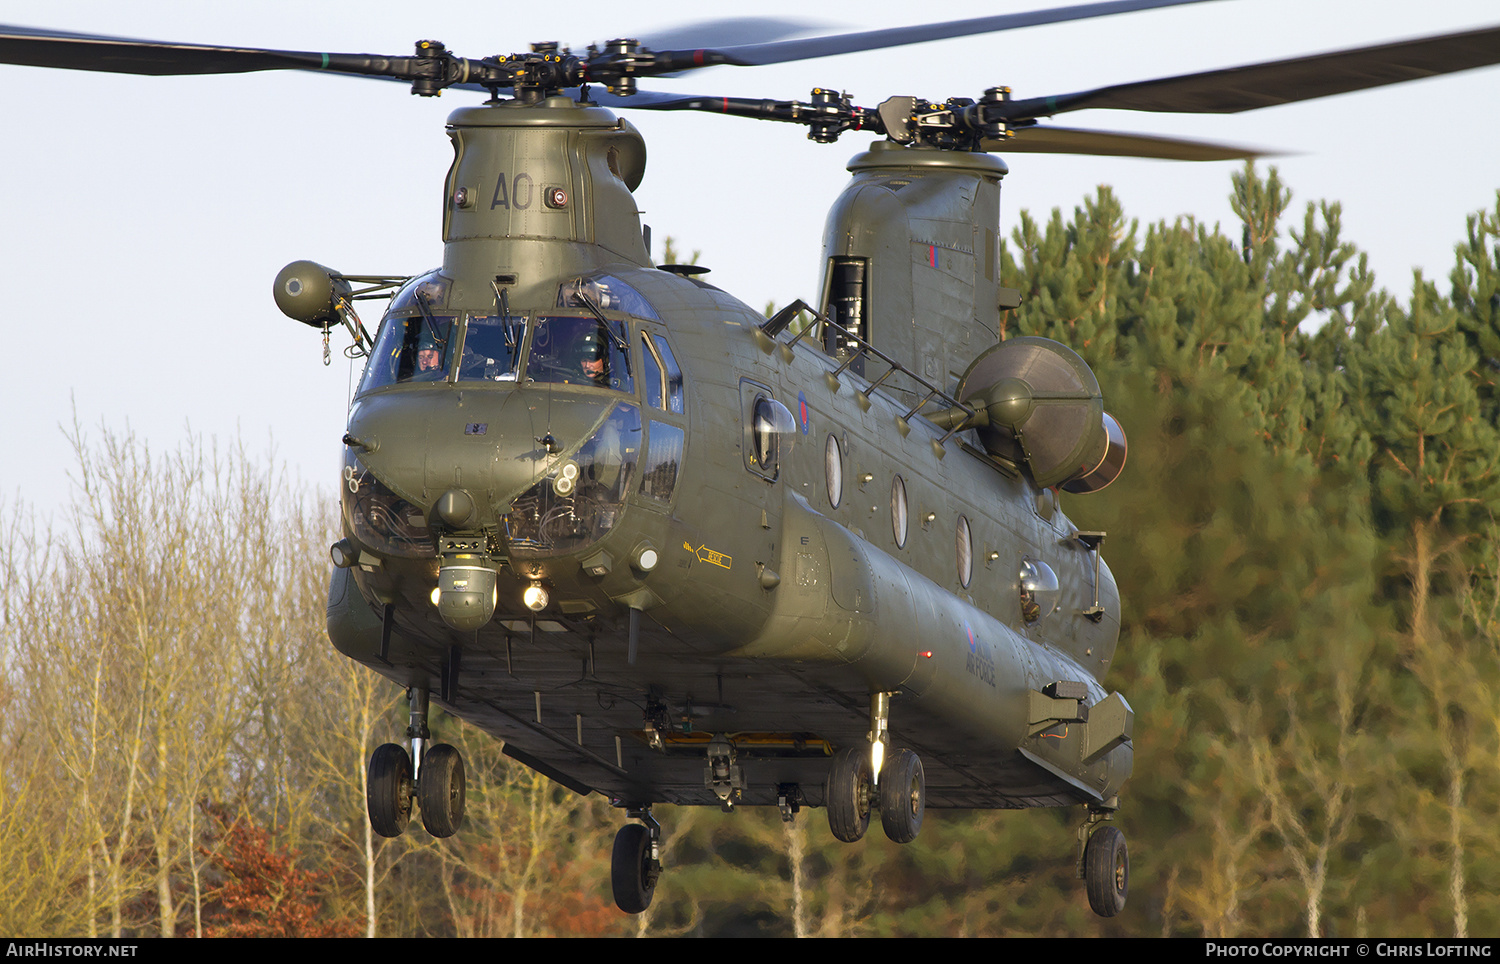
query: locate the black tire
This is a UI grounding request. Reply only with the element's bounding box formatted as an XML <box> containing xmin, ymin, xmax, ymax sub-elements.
<box><xmin>367</xmin><ymin>743</ymin><xmax>413</xmax><ymax>838</ymax></box>
<box><xmin>879</xmin><ymin>748</ymin><xmax>925</xmax><ymax>844</ymax></box>
<box><xmin>826</xmin><ymin>746</ymin><xmax>872</xmax><ymax>843</ymax></box>
<box><xmin>611</xmin><ymin>823</ymin><xmax>656</xmax><ymax>914</ymax></box>
<box><xmin>1085</xmin><ymin>825</ymin><xmax>1129</xmax><ymax>917</ymax></box>
<box><xmin>419</xmin><ymin>743</ymin><xmax>466</xmax><ymax>838</ymax></box>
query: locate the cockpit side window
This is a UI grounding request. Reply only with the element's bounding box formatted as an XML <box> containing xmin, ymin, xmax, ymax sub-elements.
<box><xmin>654</xmin><ymin>333</ymin><xmax>685</xmax><ymax>414</ymax></box>
<box><xmin>359</xmin><ymin>314</ymin><xmax>457</xmax><ymax>392</ymax></box>
<box><xmin>641</xmin><ymin>333</ymin><xmax>664</xmax><ymax>409</ymax></box>
<box><xmin>639</xmin><ymin>329</ymin><xmax>687</xmax><ymax>413</ymax></box>
<box><xmin>640</xmin><ymin>331</ymin><xmax>686</xmax><ymax>414</ymax></box>
<box><xmin>637</xmin><ymin>328</ymin><xmax>686</xmax><ymax>508</ymax></box>
<box><xmin>458</xmin><ymin>315</ymin><xmax>524</xmax><ymax>382</ymax></box>
<box><xmin>527</xmin><ymin>315</ymin><xmax>634</xmax><ymax>393</ymax></box>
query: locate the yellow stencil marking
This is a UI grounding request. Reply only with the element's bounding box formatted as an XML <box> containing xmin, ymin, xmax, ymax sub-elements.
<box><xmin>695</xmin><ymin>545</ymin><xmax>732</xmax><ymax>569</ymax></box>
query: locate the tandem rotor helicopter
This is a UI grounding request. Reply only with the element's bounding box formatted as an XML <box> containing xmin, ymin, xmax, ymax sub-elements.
<box><xmin>7</xmin><ymin>0</ymin><xmax>1499</xmax><ymax>920</ymax></box>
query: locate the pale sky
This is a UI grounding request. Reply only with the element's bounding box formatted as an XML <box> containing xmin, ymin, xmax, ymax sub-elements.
<box><xmin>2</xmin><ymin>0</ymin><xmax>1496</xmax><ymax>521</ymax></box>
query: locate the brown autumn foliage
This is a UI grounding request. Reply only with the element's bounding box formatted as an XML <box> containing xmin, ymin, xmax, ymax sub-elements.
<box><xmin>447</xmin><ymin>844</ymin><xmax>621</xmax><ymax>937</ymax></box>
<box><xmin>199</xmin><ymin>805</ymin><xmax>359</xmax><ymax>939</ymax></box>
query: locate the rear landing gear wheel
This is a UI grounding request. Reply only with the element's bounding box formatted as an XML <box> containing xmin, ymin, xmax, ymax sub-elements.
<box><xmin>611</xmin><ymin>823</ymin><xmax>658</xmax><ymax>914</ymax></box>
<box><xmin>879</xmin><ymin>747</ymin><xmax>925</xmax><ymax>844</ymax></box>
<box><xmin>367</xmin><ymin>742</ymin><xmax>413</xmax><ymax>838</ymax></box>
<box><xmin>826</xmin><ymin>746</ymin><xmax>873</xmax><ymax>843</ymax></box>
<box><xmin>419</xmin><ymin>743</ymin><xmax>466</xmax><ymax>838</ymax></box>
<box><xmin>1085</xmin><ymin>825</ymin><xmax>1128</xmax><ymax>917</ymax></box>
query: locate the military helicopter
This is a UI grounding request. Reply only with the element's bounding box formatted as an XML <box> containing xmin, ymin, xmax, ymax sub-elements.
<box><xmin>6</xmin><ymin>0</ymin><xmax>1499</xmax><ymax>921</ymax></box>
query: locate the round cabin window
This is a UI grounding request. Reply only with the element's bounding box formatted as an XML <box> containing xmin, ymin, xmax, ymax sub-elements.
<box><xmin>825</xmin><ymin>435</ymin><xmax>843</xmax><ymax>509</ymax></box>
<box><xmin>957</xmin><ymin>515</ymin><xmax>973</xmax><ymax>588</ymax></box>
<box><xmin>891</xmin><ymin>475</ymin><xmax>908</xmax><ymax>548</ymax></box>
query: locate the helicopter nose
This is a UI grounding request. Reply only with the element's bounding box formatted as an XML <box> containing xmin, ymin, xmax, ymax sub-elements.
<box><xmin>344</xmin><ymin>386</ymin><xmax>616</xmax><ymax>525</ymax></box>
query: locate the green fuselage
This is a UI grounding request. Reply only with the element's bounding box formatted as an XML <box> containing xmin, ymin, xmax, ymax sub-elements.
<box><xmin>326</xmin><ymin>96</ymin><xmax>1132</xmax><ymax>810</ymax></box>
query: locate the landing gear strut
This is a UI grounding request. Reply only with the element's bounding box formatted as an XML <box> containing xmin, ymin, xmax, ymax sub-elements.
<box><xmin>611</xmin><ymin>806</ymin><xmax>662</xmax><ymax>914</ymax></box>
<box><xmin>365</xmin><ymin>686</ymin><xmax>466</xmax><ymax>839</ymax></box>
<box><xmin>1078</xmin><ymin>804</ymin><xmax>1128</xmax><ymax>917</ymax></box>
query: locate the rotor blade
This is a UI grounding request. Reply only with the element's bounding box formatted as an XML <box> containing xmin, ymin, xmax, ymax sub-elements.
<box><xmin>0</xmin><ymin>18</ymin><xmax>826</xmax><ymax>81</ymax></box>
<box><xmin>999</xmin><ymin>23</ymin><xmax>1500</xmax><ymax>118</ymax></box>
<box><xmin>633</xmin><ymin>17</ymin><xmax>829</xmax><ymax>79</ymax></box>
<box><xmin>633</xmin><ymin>17</ymin><xmax>823</xmax><ymax>51</ymax></box>
<box><xmin>0</xmin><ymin>23</ymin><xmax>341</xmax><ymax>75</ymax></box>
<box><xmin>445</xmin><ymin>84</ymin><xmax>708</xmax><ymax>109</ymax></box>
<box><xmin>987</xmin><ymin>125</ymin><xmax>1271</xmax><ymax>161</ymax></box>
<box><xmin>698</xmin><ymin>0</ymin><xmax>1223</xmax><ymax>67</ymax></box>
<box><xmin>586</xmin><ymin>89</ymin><xmax>1269</xmax><ymax>159</ymax></box>
<box><xmin>580</xmin><ymin>88</ymin><xmax>712</xmax><ymax>109</ymax></box>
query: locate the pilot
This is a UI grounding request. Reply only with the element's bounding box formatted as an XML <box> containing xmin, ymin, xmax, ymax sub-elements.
<box><xmin>571</xmin><ymin>329</ymin><xmax>610</xmax><ymax>387</ymax></box>
<box><xmin>413</xmin><ymin>343</ymin><xmax>445</xmax><ymax>380</ymax></box>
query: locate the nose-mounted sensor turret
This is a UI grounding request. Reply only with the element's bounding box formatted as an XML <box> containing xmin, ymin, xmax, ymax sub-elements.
<box><xmin>432</xmin><ymin>488</ymin><xmax>500</xmax><ymax>632</ymax></box>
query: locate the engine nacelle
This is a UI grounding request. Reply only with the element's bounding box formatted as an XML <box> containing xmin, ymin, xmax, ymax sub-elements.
<box><xmin>958</xmin><ymin>337</ymin><xmax>1126</xmax><ymax>492</ymax></box>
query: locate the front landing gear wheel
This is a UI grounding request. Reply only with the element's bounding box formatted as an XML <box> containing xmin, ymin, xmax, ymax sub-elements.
<box><xmin>611</xmin><ymin>823</ymin><xmax>658</xmax><ymax>914</ymax></box>
<box><xmin>1085</xmin><ymin>825</ymin><xmax>1129</xmax><ymax>917</ymax></box>
<box><xmin>879</xmin><ymin>747</ymin><xmax>925</xmax><ymax>844</ymax></box>
<box><xmin>419</xmin><ymin>743</ymin><xmax>466</xmax><ymax>838</ymax></box>
<box><xmin>367</xmin><ymin>743</ymin><xmax>413</xmax><ymax>838</ymax></box>
<box><xmin>826</xmin><ymin>746</ymin><xmax>872</xmax><ymax>843</ymax></box>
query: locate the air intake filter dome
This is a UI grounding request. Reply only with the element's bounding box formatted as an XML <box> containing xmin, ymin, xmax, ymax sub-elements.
<box><xmin>958</xmin><ymin>337</ymin><xmax>1123</xmax><ymax>491</ymax></box>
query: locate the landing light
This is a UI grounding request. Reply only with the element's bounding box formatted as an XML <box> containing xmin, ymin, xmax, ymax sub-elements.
<box><xmin>631</xmin><ymin>542</ymin><xmax>659</xmax><ymax>573</ymax></box>
<box><xmin>330</xmin><ymin>539</ymin><xmax>356</xmax><ymax>569</ymax></box>
<box><xmin>523</xmin><ymin>582</ymin><xmax>549</xmax><ymax>612</ymax></box>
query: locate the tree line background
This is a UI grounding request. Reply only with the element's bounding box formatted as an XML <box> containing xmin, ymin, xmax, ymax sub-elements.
<box><xmin>2</xmin><ymin>166</ymin><xmax>1498</xmax><ymax>937</ymax></box>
